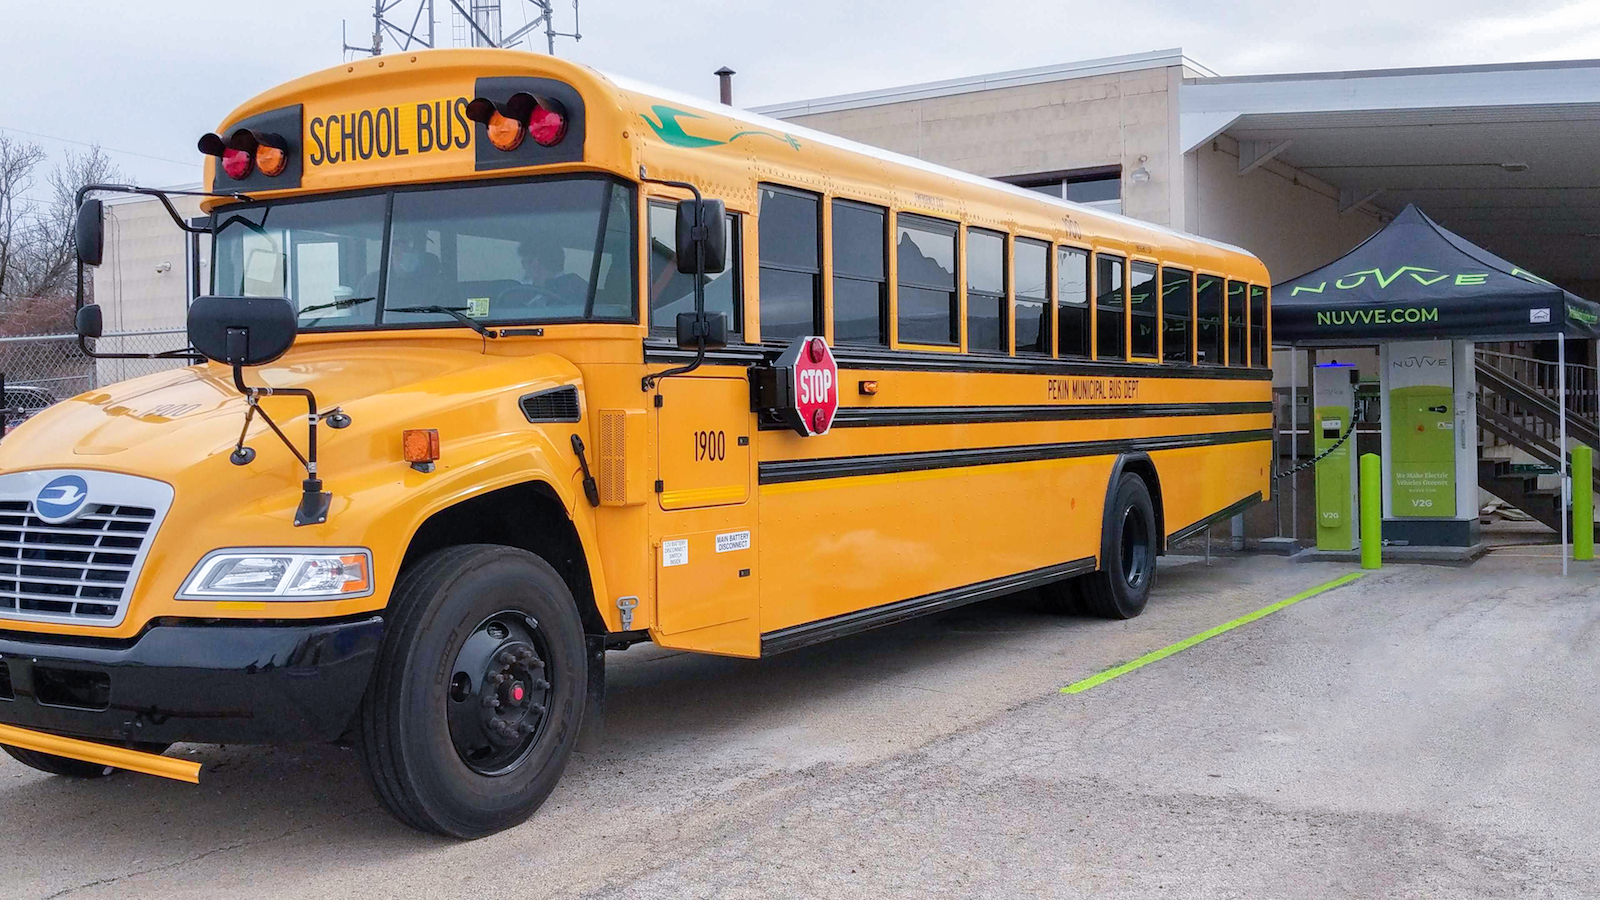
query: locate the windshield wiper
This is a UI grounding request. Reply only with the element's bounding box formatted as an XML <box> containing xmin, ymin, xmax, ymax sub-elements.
<box><xmin>388</xmin><ymin>305</ymin><xmax>500</xmax><ymax>339</ymax></box>
<box><xmin>297</xmin><ymin>296</ymin><xmax>376</xmax><ymax>316</ymax></box>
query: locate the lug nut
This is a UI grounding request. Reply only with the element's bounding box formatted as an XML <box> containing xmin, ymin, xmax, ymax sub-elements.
<box><xmin>497</xmin><ymin>650</ymin><xmax>516</xmax><ymax>665</ymax></box>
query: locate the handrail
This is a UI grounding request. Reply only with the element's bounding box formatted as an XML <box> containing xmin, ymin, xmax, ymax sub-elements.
<box><xmin>1475</xmin><ymin>358</ymin><xmax>1600</xmax><ymax>478</ymax></box>
<box><xmin>1476</xmin><ymin>347</ymin><xmax>1599</xmax><ymax>377</ymax></box>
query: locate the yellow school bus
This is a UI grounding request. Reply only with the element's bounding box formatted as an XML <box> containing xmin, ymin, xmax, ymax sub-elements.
<box><xmin>0</xmin><ymin>48</ymin><xmax>1272</xmax><ymax>837</ymax></box>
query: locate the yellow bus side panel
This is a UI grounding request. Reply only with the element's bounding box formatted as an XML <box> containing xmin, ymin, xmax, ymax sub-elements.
<box><xmin>1148</xmin><ymin>440</ymin><xmax>1274</xmax><ymax>539</ymax></box>
<box><xmin>756</xmin><ymin>454</ymin><xmax>1114</xmax><ymax>634</ymax></box>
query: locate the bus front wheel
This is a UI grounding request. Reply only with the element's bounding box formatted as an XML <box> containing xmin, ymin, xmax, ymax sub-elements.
<box><xmin>1078</xmin><ymin>473</ymin><xmax>1157</xmax><ymax>620</ymax></box>
<box><xmin>357</xmin><ymin>544</ymin><xmax>587</xmax><ymax>838</ymax></box>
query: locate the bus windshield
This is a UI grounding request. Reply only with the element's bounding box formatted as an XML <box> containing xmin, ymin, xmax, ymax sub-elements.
<box><xmin>212</xmin><ymin>175</ymin><xmax>636</xmax><ymax>330</ymax></box>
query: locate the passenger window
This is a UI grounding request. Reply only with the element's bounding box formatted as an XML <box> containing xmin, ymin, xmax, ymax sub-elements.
<box><xmin>1196</xmin><ymin>275</ymin><xmax>1224</xmax><ymax>364</ymax></box>
<box><xmin>1013</xmin><ymin>237</ymin><xmax>1050</xmax><ymax>355</ymax></box>
<box><xmin>966</xmin><ymin>228</ymin><xmax>1006</xmax><ymax>353</ymax></box>
<box><xmin>648</xmin><ymin>202</ymin><xmax>740</xmax><ymax>337</ymax></box>
<box><xmin>832</xmin><ymin>200</ymin><xmax>887</xmax><ymax>345</ymax></box>
<box><xmin>1250</xmin><ymin>284</ymin><xmax>1268</xmax><ymax>367</ymax></box>
<box><xmin>1056</xmin><ymin>246</ymin><xmax>1089</xmax><ymax>358</ymax></box>
<box><xmin>897</xmin><ymin>214</ymin><xmax>958</xmax><ymax>345</ymax></box>
<box><xmin>1129</xmin><ymin>261</ymin><xmax>1158</xmax><ymax>359</ymax></box>
<box><xmin>1161</xmin><ymin>267</ymin><xmax>1193</xmax><ymax>363</ymax></box>
<box><xmin>1095</xmin><ymin>253</ymin><xmax>1125</xmax><ymax>361</ymax></box>
<box><xmin>758</xmin><ymin>185</ymin><xmax>821</xmax><ymax>341</ymax></box>
<box><xmin>1227</xmin><ymin>280</ymin><xmax>1247</xmax><ymax>366</ymax></box>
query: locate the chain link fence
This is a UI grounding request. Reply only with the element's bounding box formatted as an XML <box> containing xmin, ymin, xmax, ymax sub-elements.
<box><xmin>1</xmin><ymin>330</ymin><xmax>189</xmax><ymax>431</ymax></box>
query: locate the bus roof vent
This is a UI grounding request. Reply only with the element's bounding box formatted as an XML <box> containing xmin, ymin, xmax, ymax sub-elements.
<box><xmin>520</xmin><ymin>386</ymin><xmax>581</xmax><ymax>423</ymax></box>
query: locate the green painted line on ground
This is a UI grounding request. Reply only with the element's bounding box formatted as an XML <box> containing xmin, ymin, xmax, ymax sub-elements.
<box><xmin>1059</xmin><ymin>572</ymin><xmax>1367</xmax><ymax>695</ymax></box>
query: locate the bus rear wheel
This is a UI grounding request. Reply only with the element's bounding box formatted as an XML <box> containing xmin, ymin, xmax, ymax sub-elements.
<box><xmin>1078</xmin><ymin>473</ymin><xmax>1158</xmax><ymax>620</ymax></box>
<box><xmin>357</xmin><ymin>544</ymin><xmax>586</xmax><ymax>839</ymax></box>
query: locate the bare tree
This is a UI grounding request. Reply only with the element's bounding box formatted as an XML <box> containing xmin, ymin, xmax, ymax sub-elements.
<box><xmin>0</xmin><ymin>138</ymin><xmax>121</xmax><ymax>334</ymax></box>
<box><xmin>0</xmin><ymin>134</ymin><xmax>47</xmax><ymax>302</ymax></box>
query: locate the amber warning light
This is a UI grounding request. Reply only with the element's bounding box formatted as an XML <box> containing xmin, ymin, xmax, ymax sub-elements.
<box><xmin>403</xmin><ymin>429</ymin><xmax>441</xmax><ymax>464</ymax></box>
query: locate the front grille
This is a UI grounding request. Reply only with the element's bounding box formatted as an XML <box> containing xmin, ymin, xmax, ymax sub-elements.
<box><xmin>0</xmin><ymin>500</ymin><xmax>156</xmax><ymax>624</ymax></box>
<box><xmin>520</xmin><ymin>386</ymin><xmax>581</xmax><ymax>423</ymax></box>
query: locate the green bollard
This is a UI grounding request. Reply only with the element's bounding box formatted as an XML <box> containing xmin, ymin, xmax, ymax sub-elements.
<box><xmin>1360</xmin><ymin>453</ymin><xmax>1382</xmax><ymax>570</ymax></box>
<box><xmin>1576</xmin><ymin>445</ymin><xmax>1594</xmax><ymax>562</ymax></box>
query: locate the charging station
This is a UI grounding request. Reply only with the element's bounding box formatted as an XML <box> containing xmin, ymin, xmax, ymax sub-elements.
<box><xmin>1313</xmin><ymin>359</ymin><xmax>1359</xmax><ymax>551</ymax></box>
<box><xmin>1380</xmin><ymin>340</ymin><xmax>1479</xmax><ymax>547</ymax></box>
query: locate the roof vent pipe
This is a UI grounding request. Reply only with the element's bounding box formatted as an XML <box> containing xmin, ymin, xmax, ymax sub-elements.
<box><xmin>715</xmin><ymin>67</ymin><xmax>735</xmax><ymax>106</ymax></box>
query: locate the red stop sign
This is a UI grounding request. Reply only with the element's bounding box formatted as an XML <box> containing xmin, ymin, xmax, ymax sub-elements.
<box><xmin>776</xmin><ymin>336</ymin><xmax>838</xmax><ymax>437</ymax></box>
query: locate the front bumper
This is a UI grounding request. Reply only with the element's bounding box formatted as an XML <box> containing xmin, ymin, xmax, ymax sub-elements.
<box><xmin>0</xmin><ymin>616</ymin><xmax>383</xmax><ymax>746</ymax></box>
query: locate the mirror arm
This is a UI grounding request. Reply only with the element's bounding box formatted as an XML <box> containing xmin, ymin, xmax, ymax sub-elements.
<box><xmin>72</xmin><ymin>182</ymin><xmax>239</xmax><ymax>359</ymax></box>
<box><xmin>639</xmin><ymin>167</ymin><xmax>710</xmax><ymax>392</ymax></box>
<box><xmin>75</xmin><ymin>183</ymin><xmax>248</xmax><ymax>236</ymax></box>
<box><xmin>75</xmin><ymin>333</ymin><xmax>207</xmax><ymax>362</ymax></box>
<box><xmin>228</xmin><ymin>363</ymin><xmax>331</xmax><ymax>527</ymax></box>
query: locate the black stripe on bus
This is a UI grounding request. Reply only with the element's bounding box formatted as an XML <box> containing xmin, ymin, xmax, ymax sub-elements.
<box><xmin>816</xmin><ymin>401</ymin><xmax>1273</xmax><ymax>429</ymax></box>
<box><xmin>1166</xmin><ymin>492</ymin><xmax>1265</xmax><ymax>546</ymax></box>
<box><xmin>641</xmin><ymin>340</ymin><xmax>1275</xmax><ymax>382</ymax></box>
<box><xmin>759</xmin><ymin>556</ymin><xmax>1099</xmax><ymax>656</ymax></box>
<box><xmin>758</xmin><ymin>428</ymin><xmax>1273</xmax><ymax>485</ymax></box>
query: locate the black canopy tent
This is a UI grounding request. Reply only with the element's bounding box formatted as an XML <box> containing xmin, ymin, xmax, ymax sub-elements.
<box><xmin>1271</xmin><ymin>204</ymin><xmax>1595</xmax><ymax>571</ymax></box>
<box><xmin>1273</xmin><ymin>204</ymin><xmax>1599</xmax><ymax>347</ymax></box>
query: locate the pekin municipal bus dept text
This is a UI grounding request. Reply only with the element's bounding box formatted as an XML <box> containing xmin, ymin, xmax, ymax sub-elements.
<box><xmin>307</xmin><ymin>99</ymin><xmax>473</xmax><ymax>166</ymax></box>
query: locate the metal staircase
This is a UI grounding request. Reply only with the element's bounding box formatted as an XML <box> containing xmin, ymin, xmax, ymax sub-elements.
<box><xmin>1475</xmin><ymin>349</ymin><xmax>1599</xmax><ymax>533</ymax></box>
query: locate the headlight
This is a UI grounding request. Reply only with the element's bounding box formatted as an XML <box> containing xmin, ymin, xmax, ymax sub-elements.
<box><xmin>178</xmin><ymin>548</ymin><xmax>373</xmax><ymax>601</ymax></box>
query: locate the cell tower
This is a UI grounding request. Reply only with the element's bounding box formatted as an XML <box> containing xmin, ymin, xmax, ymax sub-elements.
<box><xmin>342</xmin><ymin>0</ymin><xmax>581</xmax><ymax>58</ymax></box>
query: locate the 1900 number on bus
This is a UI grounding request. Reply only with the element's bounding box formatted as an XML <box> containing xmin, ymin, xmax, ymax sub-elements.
<box><xmin>694</xmin><ymin>430</ymin><xmax>726</xmax><ymax>461</ymax></box>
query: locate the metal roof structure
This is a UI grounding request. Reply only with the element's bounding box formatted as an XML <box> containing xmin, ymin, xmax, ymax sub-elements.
<box><xmin>1181</xmin><ymin>59</ymin><xmax>1600</xmax><ymax>284</ymax></box>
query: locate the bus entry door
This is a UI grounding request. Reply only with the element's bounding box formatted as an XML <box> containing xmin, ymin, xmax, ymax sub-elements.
<box><xmin>651</xmin><ymin>377</ymin><xmax>758</xmax><ymax>656</ymax></box>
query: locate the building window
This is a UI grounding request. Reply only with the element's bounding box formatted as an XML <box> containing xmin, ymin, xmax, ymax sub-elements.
<box><xmin>1003</xmin><ymin>168</ymin><xmax>1122</xmax><ymax>214</ymax></box>
<box><xmin>758</xmin><ymin>185</ymin><xmax>821</xmax><ymax>341</ymax></box>
<box><xmin>1056</xmin><ymin>245</ymin><xmax>1090</xmax><ymax>358</ymax></box>
<box><xmin>1250</xmin><ymin>284</ymin><xmax>1268</xmax><ymax>367</ymax></box>
<box><xmin>832</xmin><ymin>200</ymin><xmax>888</xmax><ymax>345</ymax></box>
<box><xmin>1129</xmin><ymin>261</ymin><xmax>1158</xmax><ymax>359</ymax></box>
<box><xmin>1227</xmin><ymin>280</ymin><xmax>1247</xmax><ymax>366</ymax></box>
<box><xmin>1095</xmin><ymin>253</ymin><xmax>1125</xmax><ymax>361</ymax></box>
<box><xmin>966</xmin><ymin>228</ymin><xmax>1006</xmax><ymax>353</ymax></box>
<box><xmin>648</xmin><ymin>203</ymin><xmax>740</xmax><ymax>338</ymax></box>
<box><xmin>1161</xmin><ymin>267</ymin><xmax>1193</xmax><ymax>363</ymax></box>
<box><xmin>1196</xmin><ymin>275</ymin><xmax>1224</xmax><ymax>364</ymax></box>
<box><xmin>1014</xmin><ymin>237</ymin><xmax>1051</xmax><ymax>354</ymax></box>
<box><xmin>896</xmin><ymin>214</ymin><xmax>958</xmax><ymax>346</ymax></box>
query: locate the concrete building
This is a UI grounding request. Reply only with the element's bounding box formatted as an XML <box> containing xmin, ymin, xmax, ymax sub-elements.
<box><xmin>756</xmin><ymin>49</ymin><xmax>1600</xmax><ymax>347</ymax></box>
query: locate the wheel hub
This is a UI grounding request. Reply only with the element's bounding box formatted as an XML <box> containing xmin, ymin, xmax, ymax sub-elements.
<box><xmin>446</xmin><ymin>613</ymin><xmax>553</xmax><ymax>775</ymax></box>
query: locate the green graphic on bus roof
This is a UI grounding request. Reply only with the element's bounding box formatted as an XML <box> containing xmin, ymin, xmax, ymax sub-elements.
<box><xmin>640</xmin><ymin>106</ymin><xmax>801</xmax><ymax>151</ymax></box>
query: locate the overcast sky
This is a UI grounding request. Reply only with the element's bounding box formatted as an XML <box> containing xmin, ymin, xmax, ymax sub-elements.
<box><xmin>4</xmin><ymin>0</ymin><xmax>1600</xmax><ymax>186</ymax></box>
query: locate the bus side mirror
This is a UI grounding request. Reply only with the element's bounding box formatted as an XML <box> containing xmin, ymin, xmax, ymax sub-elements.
<box><xmin>187</xmin><ymin>296</ymin><xmax>298</xmax><ymax>366</ymax></box>
<box><xmin>675</xmin><ymin>199</ymin><xmax>726</xmax><ymax>275</ymax></box>
<box><xmin>676</xmin><ymin>311</ymin><xmax>728</xmax><ymax>350</ymax></box>
<box><xmin>75</xmin><ymin>199</ymin><xmax>104</xmax><ymax>267</ymax></box>
<box><xmin>76</xmin><ymin>304</ymin><xmax>103</xmax><ymax>339</ymax></box>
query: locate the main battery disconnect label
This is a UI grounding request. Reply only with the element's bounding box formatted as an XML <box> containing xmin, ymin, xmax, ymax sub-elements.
<box><xmin>715</xmin><ymin>531</ymin><xmax>751</xmax><ymax>553</ymax></box>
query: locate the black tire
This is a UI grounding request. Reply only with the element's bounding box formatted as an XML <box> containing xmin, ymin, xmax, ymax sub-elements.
<box><xmin>2</xmin><ymin>741</ymin><xmax>171</xmax><ymax>779</ymax></box>
<box><xmin>1079</xmin><ymin>473</ymin><xmax>1158</xmax><ymax>620</ymax></box>
<box><xmin>357</xmin><ymin>544</ymin><xmax>587</xmax><ymax>839</ymax></box>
